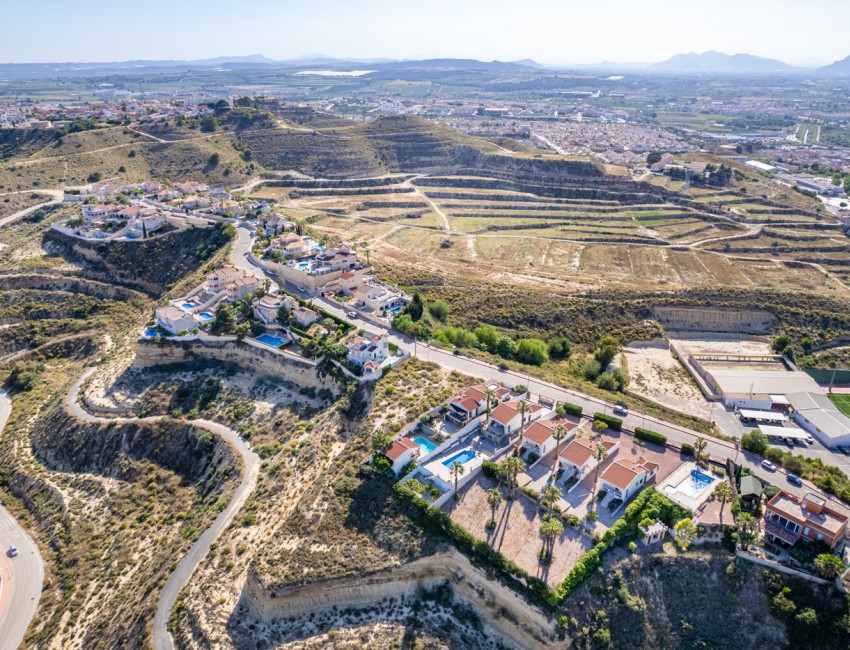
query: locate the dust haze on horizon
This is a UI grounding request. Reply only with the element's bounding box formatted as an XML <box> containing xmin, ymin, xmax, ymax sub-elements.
<box><xmin>0</xmin><ymin>0</ymin><xmax>845</xmax><ymax>67</ymax></box>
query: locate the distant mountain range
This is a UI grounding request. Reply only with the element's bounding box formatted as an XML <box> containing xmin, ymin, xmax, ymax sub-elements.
<box><xmin>2</xmin><ymin>52</ymin><xmax>850</xmax><ymax>79</ymax></box>
<box><xmin>648</xmin><ymin>51</ymin><xmax>796</xmax><ymax>74</ymax></box>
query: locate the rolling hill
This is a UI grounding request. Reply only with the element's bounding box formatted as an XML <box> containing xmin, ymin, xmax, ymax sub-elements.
<box><xmin>650</xmin><ymin>51</ymin><xmax>798</xmax><ymax>74</ymax></box>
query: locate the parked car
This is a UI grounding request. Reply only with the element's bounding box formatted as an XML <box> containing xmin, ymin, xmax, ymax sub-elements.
<box><xmin>9</xmin><ymin>544</ymin><xmax>18</xmax><ymax>557</ymax></box>
<box><xmin>805</xmin><ymin>434</ymin><xmax>814</xmax><ymax>445</ymax></box>
<box><xmin>784</xmin><ymin>438</ymin><xmax>795</xmax><ymax>449</ymax></box>
<box><xmin>787</xmin><ymin>473</ymin><xmax>803</xmax><ymax>487</ymax></box>
<box><xmin>613</xmin><ymin>405</ymin><xmax>629</xmax><ymax>417</ymax></box>
<box><xmin>839</xmin><ymin>446</ymin><xmax>850</xmax><ymax>456</ymax></box>
<box><xmin>347</xmin><ymin>311</ymin><xmax>357</xmax><ymax>319</ymax></box>
<box><xmin>761</xmin><ymin>460</ymin><xmax>777</xmax><ymax>472</ymax></box>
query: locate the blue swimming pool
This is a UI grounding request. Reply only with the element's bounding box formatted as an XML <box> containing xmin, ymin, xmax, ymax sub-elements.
<box><xmin>674</xmin><ymin>469</ymin><xmax>716</xmax><ymax>499</ymax></box>
<box><xmin>441</xmin><ymin>449</ymin><xmax>476</xmax><ymax>467</ymax></box>
<box><xmin>255</xmin><ymin>333</ymin><xmax>284</xmax><ymax>348</ymax></box>
<box><xmin>144</xmin><ymin>327</ymin><xmax>159</xmax><ymax>337</ymax></box>
<box><xmin>181</xmin><ymin>302</ymin><xmax>195</xmax><ymax>310</ymax></box>
<box><xmin>414</xmin><ymin>436</ymin><xmax>437</xmax><ymax>454</ymax></box>
<box><xmin>197</xmin><ymin>312</ymin><xmax>214</xmax><ymax>321</ymax></box>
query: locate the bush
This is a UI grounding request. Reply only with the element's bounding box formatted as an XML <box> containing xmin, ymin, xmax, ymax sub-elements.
<box><xmin>548</xmin><ymin>338</ymin><xmax>572</xmax><ymax>360</ymax></box>
<box><xmin>680</xmin><ymin>443</ymin><xmax>694</xmax><ymax>457</ymax></box>
<box><xmin>582</xmin><ymin>360</ymin><xmax>602</xmax><ymax>381</ymax></box>
<box><xmin>593</xmin><ymin>413</ymin><xmax>622</xmax><ymax>431</ymax></box>
<box><xmin>634</xmin><ymin>427</ymin><xmax>667</xmax><ymax>446</ymax></box>
<box><xmin>481</xmin><ymin>460</ymin><xmax>500</xmax><ymax>479</ymax></box>
<box><xmin>514</xmin><ymin>338</ymin><xmax>549</xmax><ymax>366</ymax></box>
<box><xmin>741</xmin><ymin>429</ymin><xmax>769</xmax><ymax>455</ymax></box>
<box><xmin>765</xmin><ymin>447</ymin><xmax>784</xmax><ymax>464</ymax></box>
<box><xmin>561</xmin><ymin>402</ymin><xmax>583</xmax><ymax>418</ymax></box>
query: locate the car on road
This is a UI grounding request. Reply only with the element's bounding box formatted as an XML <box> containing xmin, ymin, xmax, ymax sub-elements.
<box><xmin>347</xmin><ymin>311</ymin><xmax>357</xmax><ymax>319</ymax></box>
<box><xmin>613</xmin><ymin>405</ymin><xmax>629</xmax><ymax>417</ymax></box>
<box><xmin>297</xmin><ymin>286</ymin><xmax>306</xmax><ymax>293</ymax></box>
<box><xmin>839</xmin><ymin>446</ymin><xmax>850</xmax><ymax>456</ymax></box>
<box><xmin>787</xmin><ymin>473</ymin><xmax>803</xmax><ymax>487</ymax></box>
<box><xmin>805</xmin><ymin>434</ymin><xmax>814</xmax><ymax>445</ymax></box>
<box><xmin>761</xmin><ymin>460</ymin><xmax>777</xmax><ymax>472</ymax></box>
<box><xmin>9</xmin><ymin>544</ymin><xmax>18</xmax><ymax>557</ymax></box>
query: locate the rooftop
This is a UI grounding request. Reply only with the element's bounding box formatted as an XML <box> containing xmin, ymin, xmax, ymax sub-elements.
<box><xmin>766</xmin><ymin>491</ymin><xmax>848</xmax><ymax>537</ymax></box>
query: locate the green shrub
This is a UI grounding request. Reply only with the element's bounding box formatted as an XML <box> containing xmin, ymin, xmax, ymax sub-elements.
<box><xmin>680</xmin><ymin>442</ymin><xmax>694</xmax><ymax>457</ymax></box>
<box><xmin>561</xmin><ymin>402</ymin><xmax>583</xmax><ymax>418</ymax></box>
<box><xmin>593</xmin><ymin>413</ymin><xmax>623</xmax><ymax>431</ymax></box>
<box><xmin>634</xmin><ymin>427</ymin><xmax>666</xmax><ymax>446</ymax></box>
<box><xmin>481</xmin><ymin>460</ymin><xmax>500</xmax><ymax>479</ymax></box>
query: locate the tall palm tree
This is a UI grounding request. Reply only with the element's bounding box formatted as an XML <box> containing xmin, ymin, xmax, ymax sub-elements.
<box><xmin>713</xmin><ymin>481</ymin><xmax>733</xmax><ymax>523</ymax></box>
<box><xmin>449</xmin><ymin>460</ymin><xmax>466</xmax><ymax>495</ymax></box>
<box><xmin>540</xmin><ymin>514</ymin><xmax>564</xmax><ymax>561</ymax></box>
<box><xmin>486</xmin><ymin>488</ymin><xmax>503</xmax><ymax>528</ymax></box>
<box><xmin>551</xmin><ymin>424</ymin><xmax>569</xmax><ymax>477</ymax></box>
<box><xmin>593</xmin><ymin>444</ymin><xmax>609</xmax><ymax>495</ymax></box>
<box><xmin>500</xmin><ymin>456</ymin><xmax>525</xmax><ymax>499</ymax></box>
<box><xmin>483</xmin><ymin>388</ymin><xmax>497</xmax><ymax>427</ymax></box>
<box><xmin>517</xmin><ymin>400</ymin><xmax>530</xmax><ymax>449</ymax></box>
<box><xmin>542</xmin><ymin>485</ymin><xmax>561</xmax><ymax>515</ymax></box>
<box><xmin>693</xmin><ymin>437</ymin><xmax>708</xmax><ymax>465</ymax></box>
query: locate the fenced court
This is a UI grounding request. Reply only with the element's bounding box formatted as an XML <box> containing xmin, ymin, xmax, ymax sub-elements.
<box><xmin>828</xmin><ymin>394</ymin><xmax>850</xmax><ymax>417</ymax></box>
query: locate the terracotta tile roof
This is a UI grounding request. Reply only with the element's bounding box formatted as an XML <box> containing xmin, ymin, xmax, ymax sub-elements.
<box><xmin>489</xmin><ymin>402</ymin><xmax>519</xmax><ymax>426</ymax></box>
<box><xmin>451</xmin><ymin>394</ymin><xmax>480</xmax><ymax>414</ymax></box>
<box><xmin>384</xmin><ymin>437</ymin><xmax>418</xmax><ymax>461</ymax></box>
<box><xmin>600</xmin><ymin>456</ymin><xmax>653</xmax><ymax>491</ymax></box>
<box><xmin>559</xmin><ymin>438</ymin><xmax>615</xmax><ymax>467</ymax></box>
<box><xmin>524</xmin><ymin>419</ymin><xmax>556</xmax><ymax>445</ymax></box>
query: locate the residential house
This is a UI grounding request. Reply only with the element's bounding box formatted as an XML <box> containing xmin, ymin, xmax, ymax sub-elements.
<box><xmin>292</xmin><ymin>306</ymin><xmax>319</xmax><ymax>329</ymax></box>
<box><xmin>212</xmin><ymin>200</ymin><xmax>246</xmax><ymax>217</ymax></box>
<box><xmin>483</xmin><ymin>401</ymin><xmax>546</xmax><ymax>447</ymax></box>
<box><xmin>157</xmin><ymin>189</ymin><xmax>180</xmax><ymax>202</ymax></box>
<box><xmin>358</xmin><ymin>282</ymin><xmax>410</xmax><ymax>315</ymax></box>
<box><xmin>253</xmin><ymin>293</ymin><xmax>297</xmax><ymax>326</ymax></box>
<box><xmin>383</xmin><ymin>438</ymin><xmax>420</xmax><ymax>475</ymax></box>
<box><xmin>206</xmin><ymin>266</ymin><xmax>246</xmax><ymax>293</ymax></box>
<box><xmin>155</xmin><ymin>306</ymin><xmax>197</xmax><ymax>335</ymax></box>
<box><xmin>142</xmin><ymin>181</ymin><xmax>162</xmax><ymax>193</ymax></box>
<box><xmin>764</xmin><ymin>491</ymin><xmax>849</xmax><ymax>550</ymax></box>
<box><xmin>445</xmin><ymin>383</ymin><xmax>511</xmax><ymax>425</ymax></box>
<box><xmin>269</xmin><ymin>232</ymin><xmax>310</xmax><ymax>257</ymax></box>
<box><xmin>521</xmin><ymin>418</ymin><xmax>579</xmax><ymax>460</ymax></box>
<box><xmin>226</xmin><ymin>276</ymin><xmax>262</xmax><ymax>302</ymax></box>
<box><xmin>174</xmin><ymin>181</ymin><xmax>210</xmax><ymax>195</ymax></box>
<box><xmin>346</xmin><ymin>332</ymin><xmax>389</xmax><ymax>366</ymax></box>
<box><xmin>314</xmin><ymin>246</ymin><xmax>357</xmax><ymax>273</ymax></box>
<box><xmin>182</xmin><ymin>195</ymin><xmax>211</xmax><ymax>210</ymax></box>
<box><xmin>361</xmin><ymin>359</ymin><xmax>382</xmax><ymax>381</ymax></box>
<box><xmin>597</xmin><ymin>456</ymin><xmax>658</xmax><ymax>502</ymax></box>
<box><xmin>81</xmin><ymin>204</ymin><xmax>121</xmax><ymax>221</ymax></box>
<box><xmin>116</xmin><ymin>205</ymin><xmax>154</xmax><ymax>220</ymax></box>
<box><xmin>558</xmin><ymin>438</ymin><xmax>619</xmax><ymax>482</ymax></box>
<box><xmin>265</xmin><ymin>213</ymin><xmax>294</xmax><ymax>233</ymax></box>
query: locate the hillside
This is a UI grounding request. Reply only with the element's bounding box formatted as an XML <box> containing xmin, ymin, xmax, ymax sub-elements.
<box><xmin>42</xmin><ymin>222</ymin><xmax>234</xmax><ymax>295</ymax></box>
<box><xmin>650</xmin><ymin>51</ymin><xmax>797</xmax><ymax>74</ymax></box>
<box><xmin>818</xmin><ymin>54</ymin><xmax>850</xmax><ymax>75</ymax></box>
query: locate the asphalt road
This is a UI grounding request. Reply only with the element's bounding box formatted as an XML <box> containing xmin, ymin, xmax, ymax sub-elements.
<box><xmin>0</xmin><ymin>390</ymin><xmax>44</xmax><ymax>650</ymax></box>
<box><xmin>231</xmin><ymin>229</ymin><xmax>850</xmax><ymax>515</ymax></box>
<box><xmin>67</xmin><ymin>369</ymin><xmax>260</xmax><ymax>650</ymax></box>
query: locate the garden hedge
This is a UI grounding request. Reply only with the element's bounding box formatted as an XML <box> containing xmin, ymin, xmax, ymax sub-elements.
<box><xmin>634</xmin><ymin>427</ymin><xmax>667</xmax><ymax>446</ymax></box>
<box><xmin>593</xmin><ymin>413</ymin><xmax>622</xmax><ymax>431</ymax></box>
<box><xmin>680</xmin><ymin>442</ymin><xmax>694</xmax><ymax>457</ymax></box>
<box><xmin>562</xmin><ymin>402</ymin><xmax>583</xmax><ymax>418</ymax></box>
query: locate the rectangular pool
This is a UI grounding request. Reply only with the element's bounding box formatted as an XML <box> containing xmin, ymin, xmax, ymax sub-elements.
<box><xmin>441</xmin><ymin>449</ymin><xmax>476</xmax><ymax>467</ymax></box>
<box><xmin>414</xmin><ymin>436</ymin><xmax>437</xmax><ymax>454</ymax></box>
<box><xmin>181</xmin><ymin>302</ymin><xmax>195</xmax><ymax>310</ymax></box>
<box><xmin>674</xmin><ymin>469</ymin><xmax>716</xmax><ymax>499</ymax></box>
<box><xmin>254</xmin><ymin>333</ymin><xmax>285</xmax><ymax>348</ymax></box>
<box><xmin>197</xmin><ymin>312</ymin><xmax>214</xmax><ymax>321</ymax></box>
<box><xmin>144</xmin><ymin>327</ymin><xmax>159</xmax><ymax>337</ymax></box>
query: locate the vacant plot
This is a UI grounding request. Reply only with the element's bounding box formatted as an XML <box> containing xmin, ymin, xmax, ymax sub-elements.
<box><xmin>623</xmin><ymin>341</ymin><xmax>710</xmax><ymax>418</ymax></box>
<box><xmin>446</xmin><ymin>475</ymin><xmax>593</xmax><ymax>586</ymax></box>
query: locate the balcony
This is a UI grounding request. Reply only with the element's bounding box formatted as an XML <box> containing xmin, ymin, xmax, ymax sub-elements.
<box><xmin>764</xmin><ymin>520</ymin><xmax>801</xmax><ymax>545</ymax></box>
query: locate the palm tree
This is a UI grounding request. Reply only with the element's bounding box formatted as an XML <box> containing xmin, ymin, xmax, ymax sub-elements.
<box><xmin>542</xmin><ymin>485</ymin><xmax>560</xmax><ymax>515</ymax></box>
<box><xmin>486</xmin><ymin>488</ymin><xmax>503</xmax><ymax>529</ymax></box>
<box><xmin>539</xmin><ymin>514</ymin><xmax>565</xmax><ymax>561</ymax></box>
<box><xmin>693</xmin><ymin>437</ymin><xmax>708</xmax><ymax>465</ymax></box>
<box><xmin>551</xmin><ymin>424</ymin><xmax>569</xmax><ymax>477</ymax></box>
<box><xmin>499</xmin><ymin>456</ymin><xmax>525</xmax><ymax>499</ymax></box>
<box><xmin>592</xmin><ymin>444</ymin><xmax>609</xmax><ymax>495</ymax></box>
<box><xmin>713</xmin><ymin>481</ymin><xmax>734</xmax><ymax>523</ymax></box>
<box><xmin>483</xmin><ymin>388</ymin><xmax>497</xmax><ymax>427</ymax></box>
<box><xmin>449</xmin><ymin>460</ymin><xmax>466</xmax><ymax>495</ymax></box>
<box><xmin>517</xmin><ymin>400</ymin><xmax>530</xmax><ymax>449</ymax></box>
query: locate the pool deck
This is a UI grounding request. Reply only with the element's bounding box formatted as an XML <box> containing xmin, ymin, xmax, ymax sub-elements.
<box><xmin>422</xmin><ymin>442</ymin><xmax>485</xmax><ymax>488</ymax></box>
<box><xmin>658</xmin><ymin>462</ymin><xmax>720</xmax><ymax>511</ymax></box>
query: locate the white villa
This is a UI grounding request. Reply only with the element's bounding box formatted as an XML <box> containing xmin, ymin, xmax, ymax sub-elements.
<box><xmin>521</xmin><ymin>418</ymin><xmax>579</xmax><ymax>460</ymax></box>
<box><xmin>598</xmin><ymin>456</ymin><xmax>658</xmax><ymax>502</ymax></box>
<box><xmin>558</xmin><ymin>438</ymin><xmax>619</xmax><ymax>483</ymax></box>
<box><xmin>155</xmin><ymin>306</ymin><xmax>197</xmax><ymax>335</ymax></box>
<box><xmin>253</xmin><ymin>293</ymin><xmax>297</xmax><ymax>326</ymax></box>
<box><xmin>445</xmin><ymin>383</ymin><xmax>511</xmax><ymax>425</ymax></box>
<box><xmin>384</xmin><ymin>437</ymin><xmax>420</xmax><ymax>475</ymax></box>
<box><xmin>483</xmin><ymin>401</ymin><xmax>547</xmax><ymax>447</ymax></box>
<box><xmin>346</xmin><ymin>331</ymin><xmax>389</xmax><ymax>366</ymax></box>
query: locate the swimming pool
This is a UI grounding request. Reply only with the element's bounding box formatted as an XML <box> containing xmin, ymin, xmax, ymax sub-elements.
<box><xmin>414</xmin><ymin>436</ymin><xmax>437</xmax><ymax>454</ymax></box>
<box><xmin>144</xmin><ymin>327</ymin><xmax>159</xmax><ymax>337</ymax></box>
<box><xmin>441</xmin><ymin>449</ymin><xmax>476</xmax><ymax>467</ymax></box>
<box><xmin>674</xmin><ymin>469</ymin><xmax>716</xmax><ymax>499</ymax></box>
<box><xmin>181</xmin><ymin>302</ymin><xmax>195</xmax><ymax>310</ymax></box>
<box><xmin>255</xmin><ymin>333</ymin><xmax>284</xmax><ymax>348</ymax></box>
<box><xmin>197</xmin><ymin>312</ymin><xmax>214</xmax><ymax>321</ymax></box>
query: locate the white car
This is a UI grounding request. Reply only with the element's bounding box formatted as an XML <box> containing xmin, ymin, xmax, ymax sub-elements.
<box><xmin>9</xmin><ymin>544</ymin><xmax>18</xmax><ymax>557</ymax></box>
<box><xmin>805</xmin><ymin>434</ymin><xmax>814</xmax><ymax>445</ymax></box>
<box><xmin>347</xmin><ymin>311</ymin><xmax>357</xmax><ymax>319</ymax></box>
<box><xmin>613</xmin><ymin>405</ymin><xmax>628</xmax><ymax>417</ymax></box>
<box><xmin>761</xmin><ymin>460</ymin><xmax>777</xmax><ymax>472</ymax></box>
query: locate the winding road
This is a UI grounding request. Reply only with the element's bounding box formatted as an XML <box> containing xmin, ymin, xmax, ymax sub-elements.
<box><xmin>0</xmin><ymin>390</ymin><xmax>44</xmax><ymax>650</ymax></box>
<box><xmin>67</xmin><ymin>368</ymin><xmax>260</xmax><ymax>650</ymax></box>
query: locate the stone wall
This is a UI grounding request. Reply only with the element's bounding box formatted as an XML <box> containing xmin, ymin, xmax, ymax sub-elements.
<box><xmin>135</xmin><ymin>338</ymin><xmax>340</xmax><ymax>394</ymax></box>
<box><xmin>244</xmin><ymin>550</ymin><xmax>558</xmax><ymax>650</ymax></box>
<box><xmin>653</xmin><ymin>307</ymin><xmax>778</xmax><ymax>334</ymax></box>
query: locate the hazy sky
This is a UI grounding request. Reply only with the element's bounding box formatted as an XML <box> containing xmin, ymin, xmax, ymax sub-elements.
<box><xmin>1</xmin><ymin>0</ymin><xmax>845</xmax><ymax>66</ymax></box>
